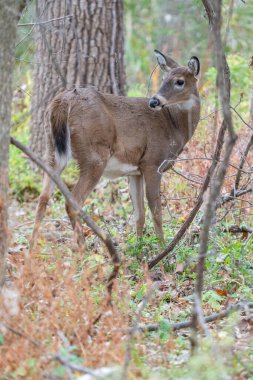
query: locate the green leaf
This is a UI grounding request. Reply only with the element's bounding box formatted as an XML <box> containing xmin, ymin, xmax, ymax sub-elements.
<box><xmin>0</xmin><ymin>334</ymin><xmax>4</xmax><ymax>345</ymax></box>
<box><xmin>52</xmin><ymin>365</ymin><xmax>66</xmax><ymax>377</ymax></box>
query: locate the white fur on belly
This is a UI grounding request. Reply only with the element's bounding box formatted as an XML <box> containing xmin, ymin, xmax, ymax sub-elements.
<box><xmin>104</xmin><ymin>156</ymin><xmax>140</xmax><ymax>179</ymax></box>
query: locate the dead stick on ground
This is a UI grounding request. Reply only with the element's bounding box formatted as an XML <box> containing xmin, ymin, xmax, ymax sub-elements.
<box><xmin>136</xmin><ymin>302</ymin><xmax>253</xmax><ymax>333</ymax></box>
<box><xmin>10</xmin><ymin>137</ymin><xmax>120</xmax><ymax>297</ymax></box>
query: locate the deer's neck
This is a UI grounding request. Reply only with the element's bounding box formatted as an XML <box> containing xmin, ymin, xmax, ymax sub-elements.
<box><xmin>166</xmin><ymin>95</ymin><xmax>200</xmax><ymax>142</ymax></box>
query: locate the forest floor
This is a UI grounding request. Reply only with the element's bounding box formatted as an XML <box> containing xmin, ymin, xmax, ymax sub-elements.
<box><xmin>1</xmin><ymin>124</ymin><xmax>253</xmax><ymax>380</ymax></box>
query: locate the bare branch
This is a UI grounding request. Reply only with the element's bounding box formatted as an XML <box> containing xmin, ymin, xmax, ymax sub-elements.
<box><xmin>10</xmin><ymin>137</ymin><xmax>120</xmax><ymax>297</ymax></box>
<box><xmin>234</xmin><ymin>133</ymin><xmax>253</xmax><ymax>191</ymax></box>
<box><xmin>18</xmin><ymin>15</ymin><xmax>72</xmax><ymax>26</ymax></box>
<box><xmin>217</xmin><ymin>188</ymin><xmax>252</xmax><ymax>208</ymax></box>
<box><xmin>171</xmin><ymin>168</ymin><xmax>203</xmax><ymax>185</ymax></box>
<box><xmin>191</xmin><ymin>0</ymin><xmax>237</xmax><ymax>345</ymax></box>
<box><xmin>148</xmin><ymin>120</ymin><xmax>227</xmax><ymax>269</ymax></box>
<box><xmin>231</xmin><ymin>107</ymin><xmax>253</xmax><ymax>131</ymax></box>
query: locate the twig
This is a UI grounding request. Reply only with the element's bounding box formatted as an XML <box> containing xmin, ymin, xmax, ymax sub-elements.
<box><xmin>18</xmin><ymin>15</ymin><xmax>72</xmax><ymax>26</ymax></box>
<box><xmin>231</xmin><ymin>107</ymin><xmax>253</xmax><ymax>131</ymax></box>
<box><xmin>52</xmin><ymin>354</ymin><xmax>101</xmax><ymax>377</ymax></box>
<box><xmin>216</xmin><ymin>188</ymin><xmax>252</xmax><ymax>208</ymax></box>
<box><xmin>224</xmin><ymin>0</ymin><xmax>234</xmax><ymax>47</ymax></box>
<box><xmin>16</xmin><ymin>24</ymin><xmax>35</xmax><ymax>47</ymax></box>
<box><xmin>136</xmin><ymin>302</ymin><xmax>253</xmax><ymax>333</ymax></box>
<box><xmin>159</xmin><ymin>156</ymin><xmax>250</xmax><ymax>174</ymax></box>
<box><xmin>10</xmin><ymin>137</ymin><xmax>120</xmax><ymax>296</ymax></box>
<box><xmin>2</xmin><ymin>323</ymin><xmax>41</xmax><ymax>347</ymax></box>
<box><xmin>234</xmin><ymin>133</ymin><xmax>253</xmax><ymax>191</ymax></box>
<box><xmin>13</xmin><ymin>218</ymin><xmax>70</xmax><ymax>229</ymax></box>
<box><xmin>171</xmin><ymin>168</ymin><xmax>203</xmax><ymax>185</ymax></box>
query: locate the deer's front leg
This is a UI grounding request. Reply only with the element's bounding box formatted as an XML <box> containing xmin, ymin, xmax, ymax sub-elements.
<box><xmin>143</xmin><ymin>167</ymin><xmax>164</xmax><ymax>243</ymax></box>
<box><xmin>128</xmin><ymin>175</ymin><xmax>145</xmax><ymax>237</ymax></box>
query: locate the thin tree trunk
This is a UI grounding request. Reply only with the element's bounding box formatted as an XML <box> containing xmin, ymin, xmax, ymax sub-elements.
<box><xmin>31</xmin><ymin>0</ymin><xmax>125</xmax><ymax>158</ymax></box>
<box><xmin>0</xmin><ymin>1</ymin><xmax>20</xmax><ymax>285</ymax></box>
<box><xmin>250</xmin><ymin>85</ymin><xmax>253</xmax><ymax>123</ymax></box>
<box><xmin>190</xmin><ymin>0</ymin><xmax>237</xmax><ymax>349</ymax></box>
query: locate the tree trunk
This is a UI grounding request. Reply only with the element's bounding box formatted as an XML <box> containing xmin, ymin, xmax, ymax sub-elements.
<box><xmin>250</xmin><ymin>85</ymin><xmax>253</xmax><ymax>122</ymax></box>
<box><xmin>31</xmin><ymin>0</ymin><xmax>125</xmax><ymax>158</ymax></box>
<box><xmin>0</xmin><ymin>0</ymin><xmax>20</xmax><ymax>285</ymax></box>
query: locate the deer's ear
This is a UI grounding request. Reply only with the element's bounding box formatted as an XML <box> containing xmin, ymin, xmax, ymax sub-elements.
<box><xmin>154</xmin><ymin>49</ymin><xmax>179</xmax><ymax>72</ymax></box>
<box><xmin>188</xmin><ymin>56</ymin><xmax>200</xmax><ymax>76</ymax></box>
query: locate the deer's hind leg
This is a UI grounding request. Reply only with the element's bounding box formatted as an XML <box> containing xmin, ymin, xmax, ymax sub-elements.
<box><xmin>65</xmin><ymin>149</ymin><xmax>109</xmax><ymax>249</ymax></box>
<box><xmin>30</xmin><ymin>164</ymin><xmax>63</xmax><ymax>254</ymax></box>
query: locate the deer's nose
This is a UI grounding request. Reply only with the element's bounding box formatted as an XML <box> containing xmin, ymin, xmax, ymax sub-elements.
<box><xmin>149</xmin><ymin>97</ymin><xmax>160</xmax><ymax>108</ymax></box>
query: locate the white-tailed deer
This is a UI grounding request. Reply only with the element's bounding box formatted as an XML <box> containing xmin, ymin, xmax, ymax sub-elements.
<box><xmin>30</xmin><ymin>50</ymin><xmax>200</xmax><ymax>251</ymax></box>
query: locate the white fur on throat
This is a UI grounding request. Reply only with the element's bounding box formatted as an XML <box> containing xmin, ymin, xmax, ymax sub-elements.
<box><xmin>104</xmin><ymin>156</ymin><xmax>140</xmax><ymax>179</ymax></box>
<box><xmin>177</xmin><ymin>96</ymin><xmax>196</xmax><ymax>111</ymax></box>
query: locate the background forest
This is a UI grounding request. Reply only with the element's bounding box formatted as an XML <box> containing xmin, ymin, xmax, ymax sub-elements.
<box><xmin>0</xmin><ymin>0</ymin><xmax>253</xmax><ymax>379</ymax></box>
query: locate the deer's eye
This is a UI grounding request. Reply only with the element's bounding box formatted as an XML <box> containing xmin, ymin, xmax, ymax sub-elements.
<box><xmin>175</xmin><ymin>79</ymin><xmax>184</xmax><ymax>86</ymax></box>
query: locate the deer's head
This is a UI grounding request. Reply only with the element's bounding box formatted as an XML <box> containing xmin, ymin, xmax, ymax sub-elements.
<box><xmin>149</xmin><ymin>50</ymin><xmax>200</xmax><ymax>111</ymax></box>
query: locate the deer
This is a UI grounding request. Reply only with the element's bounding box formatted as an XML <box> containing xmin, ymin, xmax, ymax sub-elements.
<box><xmin>29</xmin><ymin>50</ymin><xmax>200</xmax><ymax>252</ymax></box>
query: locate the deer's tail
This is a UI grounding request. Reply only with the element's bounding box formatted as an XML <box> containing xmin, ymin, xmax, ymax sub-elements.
<box><xmin>48</xmin><ymin>95</ymin><xmax>71</xmax><ymax>170</ymax></box>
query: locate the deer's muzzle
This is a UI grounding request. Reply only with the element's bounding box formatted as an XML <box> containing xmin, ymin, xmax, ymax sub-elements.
<box><xmin>149</xmin><ymin>97</ymin><xmax>160</xmax><ymax>109</ymax></box>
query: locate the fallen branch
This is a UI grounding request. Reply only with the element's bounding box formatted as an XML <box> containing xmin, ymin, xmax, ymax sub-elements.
<box><xmin>223</xmin><ymin>224</ymin><xmax>253</xmax><ymax>234</ymax></box>
<box><xmin>10</xmin><ymin>137</ymin><xmax>120</xmax><ymax>297</ymax></box>
<box><xmin>52</xmin><ymin>355</ymin><xmax>118</xmax><ymax>379</ymax></box>
<box><xmin>136</xmin><ymin>302</ymin><xmax>253</xmax><ymax>333</ymax></box>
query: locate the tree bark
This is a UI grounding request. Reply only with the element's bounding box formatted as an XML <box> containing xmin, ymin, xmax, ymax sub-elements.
<box><xmin>0</xmin><ymin>1</ymin><xmax>20</xmax><ymax>285</ymax></box>
<box><xmin>31</xmin><ymin>0</ymin><xmax>125</xmax><ymax>158</ymax></box>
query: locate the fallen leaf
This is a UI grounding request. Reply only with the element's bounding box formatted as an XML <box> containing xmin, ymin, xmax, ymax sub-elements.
<box><xmin>213</xmin><ymin>288</ymin><xmax>228</xmax><ymax>297</ymax></box>
<box><xmin>175</xmin><ymin>262</ymin><xmax>184</xmax><ymax>274</ymax></box>
<box><xmin>242</xmin><ymin>230</ymin><xmax>248</xmax><ymax>240</ymax></box>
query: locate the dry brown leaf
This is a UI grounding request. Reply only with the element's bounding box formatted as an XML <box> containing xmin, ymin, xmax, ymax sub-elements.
<box><xmin>175</xmin><ymin>262</ymin><xmax>184</xmax><ymax>274</ymax></box>
<box><xmin>213</xmin><ymin>287</ymin><xmax>228</xmax><ymax>297</ymax></box>
<box><xmin>242</xmin><ymin>230</ymin><xmax>248</xmax><ymax>240</ymax></box>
